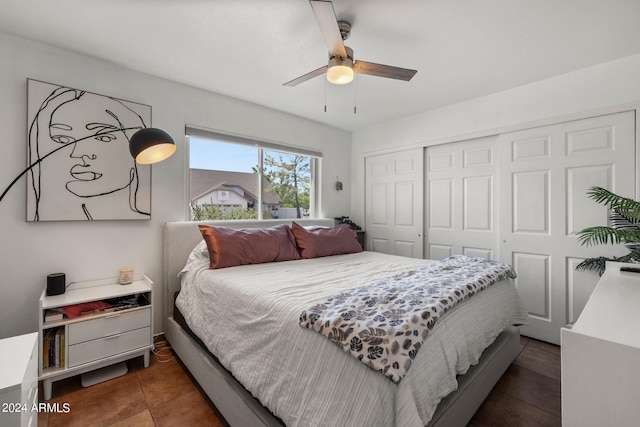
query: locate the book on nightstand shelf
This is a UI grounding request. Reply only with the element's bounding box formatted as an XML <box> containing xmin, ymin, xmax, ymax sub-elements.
<box><xmin>42</xmin><ymin>326</ymin><xmax>65</xmax><ymax>369</ymax></box>
<box><xmin>44</xmin><ymin>307</ymin><xmax>64</xmax><ymax>322</ymax></box>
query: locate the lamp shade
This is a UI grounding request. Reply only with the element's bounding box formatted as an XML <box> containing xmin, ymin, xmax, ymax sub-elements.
<box><xmin>129</xmin><ymin>127</ymin><xmax>176</xmax><ymax>165</ymax></box>
<box><xmin>327</xmin><ymin>47</ymin><xmax>354</xmax><ymax>85</ymax></box>
<box><xmin>327</xmin><ymin>65</ymin><xmax>354</xmax><ymax>85</ymax></box>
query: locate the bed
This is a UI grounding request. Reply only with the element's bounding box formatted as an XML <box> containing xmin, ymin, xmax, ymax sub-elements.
<box><xmin>163</xmin><ymin>219</ymin><xmax>527</xmax><ymax>426</ymax></box>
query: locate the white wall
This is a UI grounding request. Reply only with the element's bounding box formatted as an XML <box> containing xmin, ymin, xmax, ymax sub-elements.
<box><xmin>0</xmin><ymin>32</ymin><xmax>351</xmax><ymax>339</ymax></box>
<box><xmin>351</xmin><ymin>53</ymin><xmax>640</xmax><ymax>226</ymax></box>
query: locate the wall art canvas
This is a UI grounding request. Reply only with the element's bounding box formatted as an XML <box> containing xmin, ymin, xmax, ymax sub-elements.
<box><xmin>26</xmin><ymin>79</ymin><xmax>152</xmax><ymax>221</ymax></box>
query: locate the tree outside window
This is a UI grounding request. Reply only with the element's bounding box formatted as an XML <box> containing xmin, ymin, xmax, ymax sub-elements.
<box><xmin>263</xmin><ymin>151</ymin><xmax>311</xmax><ymax>219</ymax></box>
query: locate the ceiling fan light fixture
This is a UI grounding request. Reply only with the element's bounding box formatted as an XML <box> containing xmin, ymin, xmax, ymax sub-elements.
<box><xmin>327</xmin><ymin>64</ymin><xmax>354</xmax><ymax>85</ymax></box>
<box><xmin>327</xmin><ymin>50</ymin><xmax>354</xmax><ymax>85</ymax></box>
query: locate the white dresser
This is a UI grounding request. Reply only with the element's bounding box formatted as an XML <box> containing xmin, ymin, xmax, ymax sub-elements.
<box><xmin>561</xmin><ymin>261</ymin><xmax>640</xmax><ymax>427</ymax></box>
<box><xmin>0</xmin><ymin>333</ymin><xmax>39</xmax><ymax>427</ymax></box>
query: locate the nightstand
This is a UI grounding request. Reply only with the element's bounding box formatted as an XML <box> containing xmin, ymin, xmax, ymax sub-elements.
<box><xmin>38</xmin><ymin>275</ymin><xmax>153</xmax><ymax>400</ymax></box>
<box><xmin>0</xmin><ymin>332</ymin><xmax>38</xmax><ymax>427</ymax></box>
<box><xmin>356</xmin><ymin>230</ymin><xmax>365</xmax><ymax>250</ymax></box>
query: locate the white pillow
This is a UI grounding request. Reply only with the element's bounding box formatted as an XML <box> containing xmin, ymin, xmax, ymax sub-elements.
<box><xmin>178</xmin><ymin>239</ymin><xmax>208</xmax><ymax>278</ymax></box>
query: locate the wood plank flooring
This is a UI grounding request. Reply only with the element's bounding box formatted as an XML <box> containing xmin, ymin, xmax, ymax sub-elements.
<box><xmin>38</xmin><ymin>335</ymin><xmax>560</xmax><ymax>427</ymax></box>
<box><xmin>469</xmin><ymin>336</ymin><xmax>561</xmax><ymax>426</ymax></box>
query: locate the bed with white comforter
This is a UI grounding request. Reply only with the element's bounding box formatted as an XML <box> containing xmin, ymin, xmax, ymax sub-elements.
<box><xmin>176</xmin><ymin>250</ymin><xmax>527</xmax><ymax>426</ymax></box>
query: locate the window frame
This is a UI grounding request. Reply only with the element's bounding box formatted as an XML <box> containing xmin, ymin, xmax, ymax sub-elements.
<box><xmin>185</xmin><ymin>126</ymin><xmax>321</xmax><ymax>221</ymax></box>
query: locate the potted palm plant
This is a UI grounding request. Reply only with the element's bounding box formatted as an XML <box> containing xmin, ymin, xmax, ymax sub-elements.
<box><xmin>576</xmin><ymin>186</ymin><xmax>640</xmax><ymax>275</ymax></box>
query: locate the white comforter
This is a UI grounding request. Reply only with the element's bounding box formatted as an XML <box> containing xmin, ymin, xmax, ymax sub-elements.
<box><xmin>176</xmin><ymin>251</ymin><xmax>527</xmax><ymax>427</ymax></box>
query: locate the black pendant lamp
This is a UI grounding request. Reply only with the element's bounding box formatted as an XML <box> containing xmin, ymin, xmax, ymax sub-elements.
<box><xmin>129</xmin><ymin>127</ymin><xmax>176</xmax><ymax>165</ymax></box>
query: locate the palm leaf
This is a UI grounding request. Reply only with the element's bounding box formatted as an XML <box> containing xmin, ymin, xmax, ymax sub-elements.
<box><xmin>577</xmin><ymin>187</ymin><xmax>640</xmax><ymax>274</ymax></box>
<box><xmin>576</xmin><ymin>226</ymin><xmax>640</xmax><ymax>246</ymax></box>
<box><xmin>610</xmin><ymin>211</ymin><xmax>640</xmax><ymax>229</ymax></box>
<box><xmin>587</xmin><ymin>187</ymin><xmax>640</xmax><ymax>220</ymax></box>
<box><xmin>576</xmin><ymin>250</ymin><xmax>640</xmax><ymax>276</ymax></box>
<box><xmin>575</xmin><ymin>257</ymin><xmax>610</xmax><ymax>276</ymax></box>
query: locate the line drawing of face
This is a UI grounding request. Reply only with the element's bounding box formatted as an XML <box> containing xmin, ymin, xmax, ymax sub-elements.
<box><xmin>49</xmin><ymin>93</ymin><xmax>142</xmax><ymax>198</ymax></box>
<box><xmin>26</xmin><ymin>82</ymin><xmax>152</xmax><ymax>221</ymax></box>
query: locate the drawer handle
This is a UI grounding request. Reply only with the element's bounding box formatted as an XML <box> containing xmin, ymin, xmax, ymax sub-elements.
<box><xmin>104</xmin><ymin>334</ymin><xmax>121</xmax><ymax>340</ymax></box>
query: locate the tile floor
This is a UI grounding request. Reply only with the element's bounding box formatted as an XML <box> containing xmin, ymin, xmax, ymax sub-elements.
<box><xmin>37</xmin><ymin>337</ymin><xmax>227</xmax><ymax>427</ymax></box>
<box><xmin>38</xmin><ymin>335</ymin><xmax>560</xmax><ymax>427</ymax></box>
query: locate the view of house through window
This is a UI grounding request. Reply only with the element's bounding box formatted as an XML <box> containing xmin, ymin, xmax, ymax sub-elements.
<box><xmin>189</xmin><ymin>136</ymin><xmax>315</xmax><ymax>221</ymax></box>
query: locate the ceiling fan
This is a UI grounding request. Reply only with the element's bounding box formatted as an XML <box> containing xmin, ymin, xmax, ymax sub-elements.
<box><xmin>284</xmin><ymin>0</ymin><xmax>418</xmax><ymax>87</ymax></box>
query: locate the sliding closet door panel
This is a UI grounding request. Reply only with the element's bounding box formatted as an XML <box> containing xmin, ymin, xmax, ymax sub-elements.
<box><xmin>512</xmin><ymin>136</ymin><xmax>550</xmax><ymax>161</ymax></box>
<box><xmin>512</xmin><ymin>170</ymin><xmax>550</xmax><ymax>234</ymax></box>
<box><xmin>500</xmin><ymin>111</ymin><xmax>635</xmax><ymax>344</ymax></box>
<box><xmin>463</xmin><ymin>176</ymin><xmax>492</xmax><ymax>231</ymax></box>
<box><xmin>365</xmin><ymin>148</ymin><xmax>424</xmax><ymax>258</ymax></box>
<box><xmin>395</xmin><ymin>181</ymin><xmax>415</xmax><ymax>226</ymax></box>
<box><xmin>463</xmin><ymin>247</ymin><xmax>492</xmax><ymax>259</ymax></box>
<box><xmin>369</xmin><ymin>183</ymin><xmax>389</xmax><ymax>226</ymax></box>
<box><xmin>429</xmin><ymin>244</ymin><xmax>453</xmax><ymax>260</ymax></box>
<box><xmin>512</xmin><ymin>252</ymin><xmax>551</xmax><ymax>319</ymax></box>
<box><xmin>428</xmin><ymin>179</ymin><xmax>453</xmax><ymax>229</ymax></box>
<box><xmin>566</xmin><ymin>165</ymin><xmax>612</xmax><ymax>235</ymax></box>
<box><xmin>426</xmin><ymin>136</ymin><xmax>499</xmax><ymax>261</ymax></box>
<box><xmin>370</xmin><ymin>238</ymin><xmax>389</xmax><ymax>254</ymax></box>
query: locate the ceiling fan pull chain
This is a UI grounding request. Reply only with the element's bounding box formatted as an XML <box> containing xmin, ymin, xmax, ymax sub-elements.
<box><xmin>353</xmin><ymin>78</ymin><xmax>357</xmax><ymax>114</ymax></box>
<box><xmin>324</xmin><ymin>78</ymin><xmax>327</xmax><ymax>112</ymax></box>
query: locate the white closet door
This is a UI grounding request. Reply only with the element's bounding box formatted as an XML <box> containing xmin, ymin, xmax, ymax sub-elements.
<box><xmin>365</xmin><ymin>148</ymin><xmax>424</xmax><ymax>258</ymax></box>
<box><xmin>426</xmin><ymin>136</ymin><xmax>500</xmax><ymax>261</ymax></box>
<box><xmin>500</xmin><ymin>111</ymin><xmax>635</xmax><ymax>344</ymax></box>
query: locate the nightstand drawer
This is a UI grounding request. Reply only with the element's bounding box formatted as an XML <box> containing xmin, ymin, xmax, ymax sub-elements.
<box><xmin>68</xmin><ymin>307</ymin><xmax>150</xmax><ymax>345</ymax></box>
<box><xmin>68</xmin><ymin>326</ymin><xmax>150</xmax><ymax>368</ymax></box>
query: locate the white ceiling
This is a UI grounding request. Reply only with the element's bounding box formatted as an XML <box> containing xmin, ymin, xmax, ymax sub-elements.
<box><xmin>2</xmin><ymin>0</ymin><xmax>640</xmax><ymax>132</ymax></box>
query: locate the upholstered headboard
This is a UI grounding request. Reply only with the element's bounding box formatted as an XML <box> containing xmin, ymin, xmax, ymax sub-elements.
<box><xmin>162</xmin><ymin>218</ymin><xmax>336</xmax><ymax>322</ymax></box>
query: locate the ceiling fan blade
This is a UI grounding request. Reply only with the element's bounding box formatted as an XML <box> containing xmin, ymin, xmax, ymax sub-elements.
<box><xmin>353</xmin><ymin>61</ymin><xmax>417</xmax><ymax>81</ymax></box>
<box><xmin>310</xmin><ymin>0</ymin><xmax>347</xmax><ymax>58</ymax></box>
<box><xmin>283</xmin><ymin>65</ymin><xmax>328</xmax><ymax>87</ymax></box>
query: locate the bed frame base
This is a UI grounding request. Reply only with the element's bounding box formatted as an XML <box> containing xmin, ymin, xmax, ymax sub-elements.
<box><xmin>166</xmin><ymin>315</ymin><xmax>519</xmax><ymax>427</ymax></box>
<box><xmin>427</xmin><ymin>326</ymin><xmax>520</xmax><ymax>426</ymax></box>
<box><xmin>165</xmin><ymin>317</ymin><xmax>284</xmax><ymax>426</ymax></box>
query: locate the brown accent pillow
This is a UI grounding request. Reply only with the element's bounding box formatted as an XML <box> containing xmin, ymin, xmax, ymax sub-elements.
<box><xmin>198</xmin><ymin>224</ymin><xmax>300</xmax><ymax>269</ymax></box>
<box><xmin>291</xmin><ymin>222</ymin><xmax>363</xmax><ymax>259</ymax></box>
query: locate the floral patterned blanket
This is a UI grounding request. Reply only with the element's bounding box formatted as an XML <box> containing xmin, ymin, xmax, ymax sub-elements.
<box><xmin>299</xmin><ymin>255</ymin><xmax>517</xmax><ymax>383</ymax></box>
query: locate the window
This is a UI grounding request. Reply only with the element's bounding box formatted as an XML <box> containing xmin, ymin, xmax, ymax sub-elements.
<box><xmin>186</xmin><ymin>126</ymin><xmax>320</xmax><ymax>221</ymax></box>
